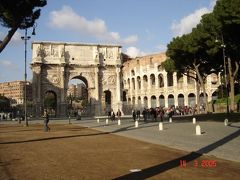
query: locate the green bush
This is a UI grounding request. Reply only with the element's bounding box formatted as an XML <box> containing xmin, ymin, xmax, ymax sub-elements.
<box><xmin>213</xmin><ymin>94</ymin><xmax>240</xmax><ymax>104</ymax></box>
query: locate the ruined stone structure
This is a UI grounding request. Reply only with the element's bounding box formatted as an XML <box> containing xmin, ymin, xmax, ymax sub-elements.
<box><xmin>122</xmin><ymin>53</ymin><xmax>220</xmax><ymax>111</ymax></box>
<box><xmin>31</xmin><ymin>41</ymin><xmax>122</xmax><ymax>117</ymax></box>
<box><xmin>31</xmin><ymin>41</ymin><xmax>220</xmax><ymax>117</ymax></box>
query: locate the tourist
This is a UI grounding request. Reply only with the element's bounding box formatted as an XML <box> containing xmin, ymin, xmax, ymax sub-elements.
<box><xmin>136</xmin><ymin>110</ymin><xmax>141</xmax><ymax>120</ymax></box>
<box><xmin>110</xmin><ymin>109</ymin><xmax>115</xmax><ymax>121</ymax></box>
<box><xmin>142</xmin><ymin>108</ymin><xmax>147</xmax><ymax>122</ymax></box>
<box><xmin>116</xmin><ymin>109</ymin><xmax>122</xmax><ymax>120</ymax></box>
<box><xmin>132</xmin><ymin>109</ymin><xmax>136</xmax><ymax>122</ymax></box>
<box><xmin>44</xmin><ymin>109</ymin><xmax>50</xmax><ymax>132</ymax></box>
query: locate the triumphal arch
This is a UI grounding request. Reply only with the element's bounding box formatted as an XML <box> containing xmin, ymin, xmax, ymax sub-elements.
<box><xmin>31</xmin><ymin>41</ymin><xmax>123</xmax><ymax>117</ymax></box>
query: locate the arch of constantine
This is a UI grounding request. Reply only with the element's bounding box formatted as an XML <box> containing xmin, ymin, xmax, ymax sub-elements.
<box><xmin>31</xmin><ymin>41</ymin><xmax>123</xmax><ymax>117</ymax></box>
<box><xmin>122</xmin><ymin>53</ymin><xmax>220</xmax><ymax>112</ymax></box>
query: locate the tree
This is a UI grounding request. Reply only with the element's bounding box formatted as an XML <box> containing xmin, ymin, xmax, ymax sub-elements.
<box><xmin>0</xmin><ymin>0</ymin><xmax>47</xmax><ymax>53</ymax></box>
<box><xmin>166</xmin><ymin>0</ymin><xmax>240</xmax><ymax>113</ymax></box>
<box><xmin>213</xmin><ymin>0</ymin><xmax>240</xmax><ymax>111</ymax></box>
<box><xmin>0</xmin><ymin>95</ymin><xmax>10</xmax><ymax>112</ymax></box>
<box><xmin>44</xmin><ymin>92</ymin><xmax>56</xmax><ymax>109</ymax></box>
<box><xmin>166</xmin><ymin>35</ymin><xmax>205</xmax><ymax>113</ymax></box>
<box><xmin>161</xmin><ymin>58</ymin><xmax>176</xmax><ymax>73</ymax></box>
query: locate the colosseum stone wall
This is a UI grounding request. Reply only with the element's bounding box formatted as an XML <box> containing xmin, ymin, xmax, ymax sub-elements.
<box><xmin>122</xmin><ymin>53</ymin><xmax>220</xmax><ymax>112</ymax></box>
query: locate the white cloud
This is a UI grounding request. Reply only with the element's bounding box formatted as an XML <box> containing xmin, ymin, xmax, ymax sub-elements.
<box><xmin>48</xmin><ymin>5</ymin><xmax>138</xmax><ymax>44</ymax></box>
<box><xmin>156</xmin><ymin>44</ymin><xmax>167</xmax><ymax>52</ymax></box>
<box><xmin>171</xmin><ymin>0</ymin><xmax>217</xmax><ymax>36</ymax></box>
<box><xmin>171</xmin><ymin>8</ymin><xmax>209</xmax><ymax>36</ymax></box>
<box><xmin>0</xmin><ymin>31</ymin><xmax>23</xmax><ymax>45</ymax></box>
<box><xmin>125</xmin><ymin>47</ymin><xmax>146</xmax><ymax>58</ymax></box>
<box><xmin>0</xmin><ymin>60</ymin><xmax>18</xmax><ymax>70</ymax></box>
<box><xmin>11</xmin><ymin>31</ymin><xmax>23</xmax><ymax>44</ymax></box>
<box><xmin>122</xmin><ymin>35</ymin><xmax>138</xmax><ymax>44</ymax></box>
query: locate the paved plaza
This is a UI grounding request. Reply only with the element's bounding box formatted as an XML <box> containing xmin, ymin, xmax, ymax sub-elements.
<box><xmin>0</xmin><ymin>116</ymin><xmax>239</xmax><ymax>179</ymax></box>
<box><xmin>73</xmin><ymin>117</ymin><xmax>240</xmax><ymax>162</ymax></box>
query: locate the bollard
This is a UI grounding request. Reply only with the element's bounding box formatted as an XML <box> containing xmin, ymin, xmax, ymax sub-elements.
<box><xmin>224</xmin><ymin>119</ymin><xmax>228</xmax><ymax>126</ymax></box>
<box><xmin>193</xmin><ymin>117</ymin><xmax>196</xmax><ymax>124</ymax></box>
<box><xmin>169</xmin><ymin>117</ymin><xmax>172</xmax><ymax>123</ymax></box>
<box><xmin>106</xmin><ymin>118</ymin><xmax>108</xmax><ymax>125</ymax></box>
<box><xmin>97</xmin><ymin>118</ymin><xmax>100</xmax><ymax>123</ymax></box>
<box><xmin>159</xmin><ymin>122</ymin><xmax>163</xmax><ymax>131</ymax></box>
<box><xmin>135</xmin><ymin>120</ymin><xmax>138</xmax><ymax>128</ymax></box>
<box><xmin>118</xmin><ymin>119</ymin><xmax>121</xmax><ymax>125</ymax></box>
<box><xmin>196</xmin><ymin>125</ymin><xmax>201</xmax><ymax>135</ymax></box>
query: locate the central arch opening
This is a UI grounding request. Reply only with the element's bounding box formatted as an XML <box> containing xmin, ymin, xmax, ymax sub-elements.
<box><xmin>67</xmin><ymin>76</ymin><xmax>88</xmax><ymax>116</ymax></box>
<box><xmin>44</xmin><ymin>91</ymin><xmax>57</xmax><ymax>117</ymax></box>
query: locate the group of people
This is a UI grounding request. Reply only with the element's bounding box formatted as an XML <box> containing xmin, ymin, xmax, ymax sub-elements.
<box><xmin>132</xmin><ymin>107</ymin><xmax>174</xmax><ymax>122</ymax></box>
<box><xmin>107</xmin><ymin>109</ymin><xmax>122</xmax><ymax>121</ymax></box>
<box><xmin>131</xmin><ymin>105</ymin><xmax>200</xmax><ymax>122</ymax></box>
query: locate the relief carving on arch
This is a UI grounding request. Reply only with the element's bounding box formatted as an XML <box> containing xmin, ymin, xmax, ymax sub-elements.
<box><xmin>107</xmin><ymin>48</ymin><xmax>113</xmax><ymax>59</ymax></box>
<box><xmin>103</xmin><ymin>74</ymin><xmax>116</xmax><ymax>86</ymax></box>
<box><xmin>51</xmin><ymin>75</ymin><xmax>61</xmax><ymax>84</ymax></box>
<box><xmin>36</xmin><ymin>45</ymin><xmax>46</xmax><ymax>58</ymax></box>
<box><xmin>51</xmin><ymin>45</ymin><xmax>59</xmax><ymax>57</ymax></box>
<box><xmin>43</xmin><ymin>45</ymin><xmax>51</xmax><ymax>57</ymax></box>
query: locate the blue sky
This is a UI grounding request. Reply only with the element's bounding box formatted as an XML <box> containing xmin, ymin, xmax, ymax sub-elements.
<box><xmin>0</xmin><ymin>0</ymin><xmax>216</xmax><ymax>83</ymax></box>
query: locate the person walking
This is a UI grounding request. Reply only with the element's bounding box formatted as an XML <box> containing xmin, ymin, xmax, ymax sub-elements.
<box><xmin>142</xmin><ymin>108</ymin><xmax>147</xmax><ymax>122</ymax></box>
<box><xmin>44</xmin><ymin>109</ymin><xmax>50</xmax><ymax>132</ymax></box>
<box><xmin>136</xmin><ymin>110</ymin><xmax>141</xmax><ymax>121</ymax></box>
<box><xmin>159</xmin><ymin>108</ymin><xmax>164</xmax><ymax>122</ymax></box>
<box><xmin>110</xmin><ymin>109</ymin><xmax>115</xmax><ymax>121</ymax></box>
<box><xmin>116</xmin><ymin>109</ymin><xmax>122</xmax><ymax>120</ymax></box>
<box><xmin>132</xmin><ymin>109</ymin><xmax>136</xmax><ymax>122</ymax></box>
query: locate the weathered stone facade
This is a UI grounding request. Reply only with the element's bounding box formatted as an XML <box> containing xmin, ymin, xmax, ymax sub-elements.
<box><xmin>31</xmin><ymin>41</ymin><xmax>122</xmax><ymax>117</ymax></box>
<box><xmin>31</xmin><ymin>41</ymin><xmax>220</xmax><ymax>117</ymax></box>
<box><xmin>122</xmin><ymin>53</ymin><xmax>220</xmax><ymax>111</ymax></box>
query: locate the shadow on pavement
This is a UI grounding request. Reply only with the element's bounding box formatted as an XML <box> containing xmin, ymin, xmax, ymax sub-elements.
<box><xmin>0</xmin><ymin>131</ymin><xmax>110</xmax><ymax>145</ymax></box>
<box><xmin>113</xmin><ymin>129</ymin><xmax>240</xmax><ymax>179</ymax></box>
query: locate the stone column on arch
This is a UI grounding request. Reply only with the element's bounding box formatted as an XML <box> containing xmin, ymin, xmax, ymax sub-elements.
<box><xmin>31</xmin><ymin>65</ymin><xmax>42</xmax><ymax>117</ymax></box>
<box><xmin>94</xmin><ymin>66</ymin><xmax>101</xmax><ymax>115</ymax></box>
<box><xmin>59</xmin><ymin>65</ymin><xmax>67</xmax><ymax>117</ymax></box>
<box><xmin>116</xmin><ymin>66</ymin><xmax>123</xmax><ymax>111</ymax></box>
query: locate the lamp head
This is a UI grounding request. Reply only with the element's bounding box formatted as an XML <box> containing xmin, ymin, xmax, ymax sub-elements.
<box><xmin>32</xmin><ymin>28</ymin><xmax>36</xmax><ymax>35</ymax></box>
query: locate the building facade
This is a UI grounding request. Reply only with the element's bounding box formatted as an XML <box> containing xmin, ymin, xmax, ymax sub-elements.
<box><xmin>122</xmin><ymin>53</ymin><xmax>219</xmax><ymax>112</ymax></box>
<box><xmin>67</xmin><ymin>83</ymin><xmax>87</xmax><ymax>98</ymax></box>
<box><xmin>0</xmin><ymin>81</ymin><xmax>32</xmax><ymax>105</ymax></box>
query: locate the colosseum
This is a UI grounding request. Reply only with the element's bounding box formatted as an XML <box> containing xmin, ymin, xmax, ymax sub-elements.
<box><xmin>122</xmin><ymin>53</ymin><xmax>219</xmax><ymax>114</ymax></box>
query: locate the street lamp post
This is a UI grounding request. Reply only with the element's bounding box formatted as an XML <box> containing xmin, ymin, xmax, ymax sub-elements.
<box><xmin>216</xmin><ymin>34</ymin><xmax>229</xmax><ymax>114</ymax></box>
<box><xmin>21</xmin><ymin>28</ymin><xmax>30</xmax><ymax>126</ymax></box>
<box><xmin>21</xmin><ymin>24</ymin><xmax>36</xmax><ymax>126</ymax></box>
